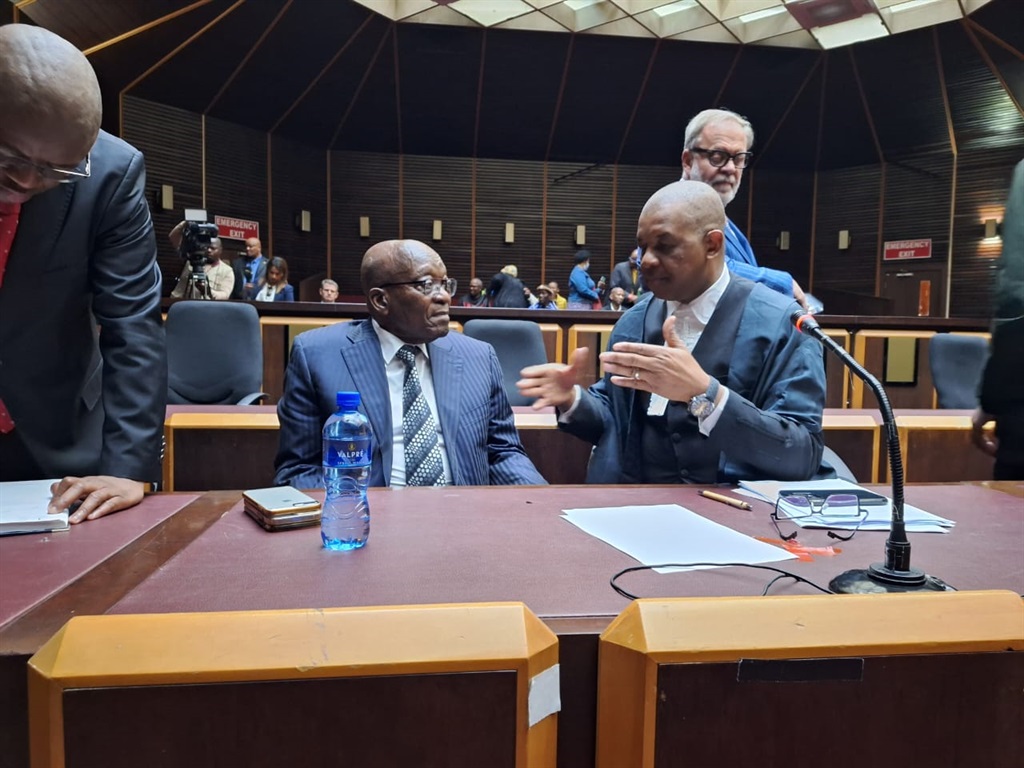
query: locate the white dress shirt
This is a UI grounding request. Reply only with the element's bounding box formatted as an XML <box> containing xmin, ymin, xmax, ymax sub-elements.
<box><xmin>372</xmin><ymin>320</ymin><xmax>453</xmax><ymax>487</ymax></box>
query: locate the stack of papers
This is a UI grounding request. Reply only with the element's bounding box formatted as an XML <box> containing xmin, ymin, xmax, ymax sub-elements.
<box><xmin>737</xmin><ymin>479</ymin><xmax>955</xmax><ymax>534</ymax></box>
<box><xmin>562</xmin><ymin>503</ymin><xmax>796</xmax><ymax>573</ymax></box>
<box><xmin>0</xmin><ymin>479</ymin><xmax>69</xmax><ymax>536</ymax></box>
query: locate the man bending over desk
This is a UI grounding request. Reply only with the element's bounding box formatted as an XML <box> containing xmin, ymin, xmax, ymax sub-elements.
<box><xmin>275</xmin><ymin>239</ymin><xmax>546</xmax><ymax>488</ymax></box>
<box><xmin>518</xmin><ymin>180</ymin><xmax>825</xmax><ymax>484</ymax></box>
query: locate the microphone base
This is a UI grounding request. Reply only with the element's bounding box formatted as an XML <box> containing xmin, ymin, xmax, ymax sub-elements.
<box><xmin>830</xmin><ymin>565</ymin><xmax>949</xmax><ymax>594</ymax></box>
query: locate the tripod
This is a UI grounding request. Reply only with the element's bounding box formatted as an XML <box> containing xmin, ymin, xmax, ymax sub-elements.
<box><xmin>183</xmin><ymin>256</ymin><xmax>213</xmax><ymax>300</ymax></box>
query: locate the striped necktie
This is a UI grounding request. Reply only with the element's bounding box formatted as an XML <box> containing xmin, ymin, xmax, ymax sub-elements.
<box><xmin>395</xmin><ymin>345</ymin><xmax>446</xmax><ymax>487</ymax></box>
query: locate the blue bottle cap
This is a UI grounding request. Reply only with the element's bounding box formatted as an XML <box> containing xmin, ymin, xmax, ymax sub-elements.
<box><xmin>336</xmin><ymin>391</ymin><xmax>361</xmax><ymax>410</ymax></box>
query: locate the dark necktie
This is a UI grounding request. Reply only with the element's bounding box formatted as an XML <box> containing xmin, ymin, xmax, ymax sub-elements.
<box><xmin>395</xmin><ymin>345</ymin><xmax>446</xmax><ymax>487</ymax></box>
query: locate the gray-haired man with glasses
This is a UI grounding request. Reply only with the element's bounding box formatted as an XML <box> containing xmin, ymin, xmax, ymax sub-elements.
<box><xmin>682</xmin><ymin>108</ymin><xmax>808</xmax><ymax>310</ymax></box>
<box><xmin>0</xmin><ymin>25</ymin><xmax>166</xmax><ymax>523</ymax></box>
<box><xmin>275</xmin><ymin>239</ymin><xmax>545</xmax><ymax>489</ymax></box>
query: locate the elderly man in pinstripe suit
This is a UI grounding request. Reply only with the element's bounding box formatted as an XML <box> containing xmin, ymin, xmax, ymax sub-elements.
<box><xmin>275</xmin><ymin>239</ymin><xmax>546</xmax><ymax>489</ymax></box>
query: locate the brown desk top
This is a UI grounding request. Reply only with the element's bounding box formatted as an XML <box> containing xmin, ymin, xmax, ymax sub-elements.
<box><xmin>0</xmin><ymin>494</ymin><xmax>198</xmax><ymax>632</ymax></box>
<box><xmin>109</xmin><ymin>485</ymin><xmax>1024</xmax><ymax>626</ymax></box>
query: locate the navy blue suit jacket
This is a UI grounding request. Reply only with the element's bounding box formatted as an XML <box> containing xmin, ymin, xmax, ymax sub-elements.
<box><xmin>274</xmin><ymin>320</ymin><xmax>547</xmax><ymax>488</ymax></box>
<box><xmin>0</xmin><ymin>130</ymin><xmax>166</xmax><ymax>481</ymax></box>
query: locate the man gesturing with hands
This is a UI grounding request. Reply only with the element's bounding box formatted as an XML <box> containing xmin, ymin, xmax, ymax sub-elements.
<box><xmin>518</xmin><ymin>180</ymin><xmax>826</xmax><ymax>485</ymax></box>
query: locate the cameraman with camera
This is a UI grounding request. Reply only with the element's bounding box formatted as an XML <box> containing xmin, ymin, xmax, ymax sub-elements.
<box><xmin>168</xmin><ymin>220</ymin><xmax>234</xmax><ymax>300</ymax></box>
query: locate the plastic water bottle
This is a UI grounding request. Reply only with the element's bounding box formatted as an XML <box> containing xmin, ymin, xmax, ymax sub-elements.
<box><xmin>321</xmin><ymin>391</ymin><xmax>371</xmax><ymax>550</ymax></box>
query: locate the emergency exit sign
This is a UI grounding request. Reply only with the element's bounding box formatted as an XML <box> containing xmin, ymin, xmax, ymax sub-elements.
<box><xmin>214</xmin><ymin>216</ymin><xmax>260</xmax><ymax>241</ymax></box>
<box><xmin>883</xmin><ymin>239</ymin><xmax>932</xmax><ymax>261</ymax></box>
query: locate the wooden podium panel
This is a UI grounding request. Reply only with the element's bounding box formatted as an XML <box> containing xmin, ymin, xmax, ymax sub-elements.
<box><xmin>29</xmin><ymin>603</ymin><xmax>559</xmax><ymax>768</ymax></box>
<box><xmin>596</xmin><ymin>591</ymin><xmax>1024</xmax><ymax>768</ymax></box>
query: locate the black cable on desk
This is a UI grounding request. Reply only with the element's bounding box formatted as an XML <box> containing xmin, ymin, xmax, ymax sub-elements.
<box><xmin>610</xmin><ymin>562</ymin><xmax>834</xmax><ymax>600</ymax></box>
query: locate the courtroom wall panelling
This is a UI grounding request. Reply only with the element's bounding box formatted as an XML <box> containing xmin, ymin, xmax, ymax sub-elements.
<box><xmin>611</xmin><ymin>164</ymin><xmax>682</xmax><ymax>274</ymax></box>
<box><xmin>329</xmin><ymin>151</ymin><xmax>400</xmax><ymax>295</ymax></box>
<box><xmin>122</xmin><ymin>95</ymin><xmax>202</xmax><ymax>294</ymax></box>
<box><xmin>813</xmin><ymin>164</ymin><xmax>882</xmax><ymax>294</ymax></box>
<box><xmin>749</xmin><ymin>169</ymin><xmax>815</xmax><ymax>289</ymax></box>
<box><xmin>402</xmin><ymin>154</ymin><xmax>474</xmax><ymax>281</ymax></box>
<box><xmin>270</xmin><ymin>134</ymin><xmax>327</xmax><ymax>289</ymax></box>
<box><xmin>205</xmin><ymin>116</ymin><xmax>268</xmax><ymax>256</ymax></box>
<box><xmin>475</xmin><ymin>158</ymin><xmax>546</xmax><ymax>287</ymax></box>
<box><xmin>949</xmin><ymin>146</ymin><xmax>1022</xmax><ymax>317</ymax></box>
<box><xmin>545</xmin><ymin>162</ymin><xmax>615</xmax><ymax>290</ymax></box>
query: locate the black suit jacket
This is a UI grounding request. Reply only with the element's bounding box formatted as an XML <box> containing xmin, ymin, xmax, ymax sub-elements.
<box><xmin>231</xmin><ymin>255</ymin><xmax>267</xmax><ymax>300</ymax></box>
<box><xmin>0</xmin><ymin>130</ymin><xmax>166</xmax><ymax>481</ymax></box>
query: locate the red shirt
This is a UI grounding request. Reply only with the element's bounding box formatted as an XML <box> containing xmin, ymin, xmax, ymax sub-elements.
<box><xmin>0</xmin><ymin>201</ymin><xmax>22</xmax><ymax>431</ymax></box>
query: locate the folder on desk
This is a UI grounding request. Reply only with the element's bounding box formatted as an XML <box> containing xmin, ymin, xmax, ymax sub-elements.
<box><xmin>0</xmin><ymin>480</ymin><xmax>69</xmax><ymax>536</ymax></box>
<box><xmin>738</xmin><ymin>479</ymin><xmax>955</xmax><ymax>533</ymax></box>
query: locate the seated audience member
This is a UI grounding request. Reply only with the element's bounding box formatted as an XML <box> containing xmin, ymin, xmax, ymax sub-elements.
<box><xmin>275</xmin><ymin>239</ymin><xmax>547</xmax><ymax>489</ymax></box>
<box><xmin>255</xmin><ymin>256</ymin><xmax>295</xmax><ymax>302</ymax></box>
<box><xmin>0</xmin><ymin>25</ymin><xmax>165</xmax><ymax>522</ymax></box>
<box><xmin>233</xmin><ymin>237</ymin><xmax>267</xmax><ymax>300</ymax></box>
<box><xmin>529</xmin><ymin>285</ymin><xmax>559</xmax><ymax>310</ymax></box>
<box><xmin>610</xmin><ymin>247</ymin><xmax>644</xmax><ymax>307</ymax></box>
<box><xmin>567</xmin><ymin>250</ymin><xmax>604</xmax><ymax>309</ymax></box>
<box><xmin>168</xmin><ymin>230</ymin><xmax>234</xmax><ymax>300</ymax></box>
<box><xmin>488</xmin><ymin>264</ymin><xmax>529</xmax><ymax>308</ymax></box>
<box><xmin>972</xmin><ymin>159</ymin><xmax>1024</xmax><ymax>480</ymax></box>
<box><xmin>681</xmin><ymin>107</ymin><xmax>808</xmax><ymax>310</ymax></box>
<box><xmin>459</xmin><ymin>277</ymin><xmax>487</xmax><ymax>307</ymax></box>
<box><xmin>319</xmin><ymin>278</ymin><xmax>339</xmax><ymax>303</ymax></box>
<box><xmin>605</xmin><ymin>286</ymin><xmax>626</xmax><ymax>311</ymax></box>
<box><xmin>518</xmin><ymin>180</ymin><xmax>825</xmax><ymax>485</ymax></box>
<box><xmin>547</xmin><ymin>281</ymin><xmax>568</xmax><ymax>310</ymax></box>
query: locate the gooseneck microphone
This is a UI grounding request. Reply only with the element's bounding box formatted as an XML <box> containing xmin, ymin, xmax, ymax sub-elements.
<box><xmin>791</xmin><ymin>309</ymin><xmax>946</xmax><ymax>593</ymax></box>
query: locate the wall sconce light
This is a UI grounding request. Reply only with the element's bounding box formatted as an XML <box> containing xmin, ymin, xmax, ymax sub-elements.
<box><xmin>777</xmin><ymin>231</ymin><xmax>790</xmax><ymax>251</ymax></box>
<box><xmin>838</xmin><ymin>230</ymin><xmax>851</xmax><ymax>250</ymax></box>
<box><xmin>295</xmin><ymin>210</ymin><xmax>311</xmax><ymax>233</ymax></box>
<box><xmin>575</xmin><ymin>225</ymin><xmax>586</xmax><ymax>246</ymax></box>
<box><xmin>159</xmin><ymin>184</ymin><xmax>174</xmax><ymax>211</ymax></box>
<box><xmin>984</xmin><ymin>219</ymin><xmax>999</xmax><ymax>239</ymax></box>
<box><xmin>504</xmin><ymin>222</ymin><xmax>515</xmax><ymax>244</ymax></box>
<box><xmin>359</xmin><ymin>216</ymin><xmax>370</xmax><ymax>238</ymax></box>
<box><xmin>432</xmin><ymin>220</ymin><xmax>443</xmax><ymax>241</ymax></box>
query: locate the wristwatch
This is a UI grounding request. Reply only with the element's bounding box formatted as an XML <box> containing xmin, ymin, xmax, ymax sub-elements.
<box><xmin>687</xmin><ymin>377</ymin><xmax>720</xmax><ymax>419</ymax></box>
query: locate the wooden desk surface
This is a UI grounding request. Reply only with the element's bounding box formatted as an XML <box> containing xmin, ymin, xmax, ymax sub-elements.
<box><xmin>2</xmin><ymin>484</ymin><xmax>1022</xmax><ymax>768</ymax></box>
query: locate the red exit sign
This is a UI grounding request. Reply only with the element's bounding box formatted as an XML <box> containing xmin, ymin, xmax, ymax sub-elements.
<box><xmin>214</xmin><ymin>215</ymin><xmax>260</xmax><ymax>242</ymax></box>
<box><xmin>883</xmin><ymin>239</ymin><xmax>932</xmax><ymax>261</ymax></box>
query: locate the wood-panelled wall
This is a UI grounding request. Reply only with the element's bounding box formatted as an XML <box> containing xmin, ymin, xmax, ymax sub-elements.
<box><xmin>123</xmin><ymin>95</ymin><xmax>1014</xmax><ymax>314</ymax></box>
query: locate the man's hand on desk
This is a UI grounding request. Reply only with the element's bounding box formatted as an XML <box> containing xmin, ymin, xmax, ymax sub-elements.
<box><xmin>48</xmin><ymin>476</ymin><xmax>146</xmax><ymax>523</ymax></box>
<box><xmin>517</xmin><ymin>347</ymin><xmax>590</xmax><ymax>410</ymax></box>
<box><xmin>971</xmin><ymin>407</ymin><xmax>998</xmax><ymax>457</ymax></box>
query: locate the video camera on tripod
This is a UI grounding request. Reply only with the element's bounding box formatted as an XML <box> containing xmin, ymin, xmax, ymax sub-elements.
<box><xmin>176</xmin><ymin>212</ymin><xmax>220</xmax><ymax>300</ymax></box>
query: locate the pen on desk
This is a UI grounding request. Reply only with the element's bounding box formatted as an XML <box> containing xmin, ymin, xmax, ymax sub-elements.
<box><xmin>699</xmin><ymin>490</ymin><xmax>752</xmax><ymax>511</ymax></box>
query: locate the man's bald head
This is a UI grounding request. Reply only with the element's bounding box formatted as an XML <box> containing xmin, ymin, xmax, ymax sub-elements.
<box><xmin>361</xmin><ymin>240</ymin><xmax>451</xmax><ymax>344</ymax></box>
<box><xmin>636</xmin><ymin>180</ymin><xmax>727</xmax><ymax>304</ymax></box>
<box><xmin>0</xmin><ymin>25</ymin><xmax>102</xmax><ymax>202</ymax></box>
<box><xmin>0</xmin><ymin>25</ymin><xmax>101</xmax><ymax>156</ymax></box>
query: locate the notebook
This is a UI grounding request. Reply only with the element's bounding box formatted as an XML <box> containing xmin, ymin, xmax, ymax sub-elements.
<box><xmin>0</xmin><ymin>479</ymin><xmax>70</xmax><ymax>536</ymax></box>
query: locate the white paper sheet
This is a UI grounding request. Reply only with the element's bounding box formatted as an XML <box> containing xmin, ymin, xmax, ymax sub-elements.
<box><xmin>737</xmin><ymin>478</ymin><xmax>954</xmax><ymax>533</ymax></box>
<box><xmin>0</xmin><ymin>479</ymin><xmax>69</xmax><ymax>535</ymax></box>
<box><xmin>562</xmin><ymin>503</ymin><xmax>796</xmax><ymax>574</ymax></box>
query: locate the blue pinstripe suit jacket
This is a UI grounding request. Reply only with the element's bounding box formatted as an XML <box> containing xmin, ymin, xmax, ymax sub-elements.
<box><xmin>274</xmin><ymin>319</ymin><xmax>547</xmax><ymax>488</ymax></box>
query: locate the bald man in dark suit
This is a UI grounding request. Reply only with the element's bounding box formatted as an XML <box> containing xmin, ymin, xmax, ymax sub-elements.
<box><xmin>275</xmin><ymin>240</ymin><xmax>546</xmax><ymax>488</ymax></box>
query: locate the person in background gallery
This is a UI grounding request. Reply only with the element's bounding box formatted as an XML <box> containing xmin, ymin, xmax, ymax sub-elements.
<box><xmin>605</xmin><ymin>286</ymin><xmax>627</xmax><ymax>311</ymax></box>
<box><xmin>681</xmin><ymin>107</ymin><xmax>808</xmax><ymax>310</ymax></box>
<box><xmin>567</xmin><ymin>249</ymin><xmax>604</xmax><ymax>310</ymax></box>
<box><xmin>459</xmin><ymin>276</ymin><xmax>487</xmax><ymax>307</ymax></box>
<box><xmin>610</xmin><ymin>247</ymin><xmax>644</xmax><ymax>308</ymax></box>
<box><xmin>232</xmin><ymin>236</ymin><xmax>268</xmax><ymax>300</ymax></box>
<box><xmin>167</xmin><ymin>225</ymin><xmax>234</xmax><ymax>300</ymax></box>
<box><xmin>0</xmin><ymin>24</ymin><xmax>166</xmax><ymax>522</ymax></box>
<box><xmin>255</xmin><ymin>256</ymin><xmax>295</xmax><ymax>302</ymax></box>
<box><xmin>547</xmin><ymin>281</ymin><xmax>567</xmax><ymax>309</ymax></box>
<box><xmin>528</xmin><ymin>284</ymin><xmax>559</xmax><ymax>310</ymax></box>
<box><xmin>488</xmin><ymin>264</ymin><xmax>528</xmax><ymax>308</ymax></box>
<box><xmin>319</xmin><ymin>278</ymin><xmax>339</xmax><ymax>303</ymax></box>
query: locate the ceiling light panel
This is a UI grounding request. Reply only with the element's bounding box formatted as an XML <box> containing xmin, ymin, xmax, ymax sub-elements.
<box><xmin>699</xmin><ymin>0</ymin><xmax>785</xmax><ymax>22</ymax></box>
<box><xmin>880</xmin><ymin>0</ymin><xmax>961</xmax><ymax>34</ymax></box>
<box><xmin>810</xmin><ymin>12</ymin><xmax>889</xmax><ymax>48</ymax></box>
<box><xmin>544</xmin><ymin>0</ymin><xmax>628</xmax><ymax>30</ymax></box>
<box><xmin>450</xmin><ymin>0</ymin><xmax>534</xmax><ymax>26</ymax></box>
